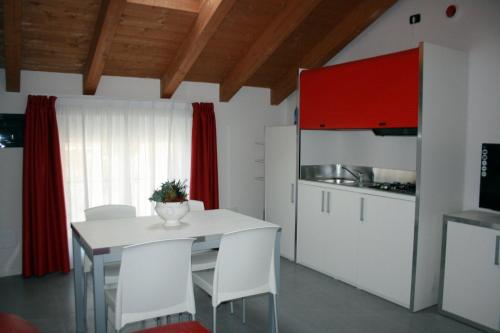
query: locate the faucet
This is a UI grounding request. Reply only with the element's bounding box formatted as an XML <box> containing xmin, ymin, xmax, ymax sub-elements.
<box><xmin>341</xmin><ymin>166</ymin><xmax>365</xmax><ymax>185</ymax></box>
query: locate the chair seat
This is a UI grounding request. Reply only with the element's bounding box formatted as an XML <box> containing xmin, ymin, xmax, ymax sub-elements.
<box><xmin>192</xmin><ymin>269</ymin><xmax>214</xmax><ymax>296</ymax></box>
<box><xmin>0</xmin><ymin>313</ymin><xmax>41</xmax><ymax>333</ymax></box>
<box><xmin>191</xmin><ymin>250</ymin><xmax>218</xmax><ymax>272</ymax></box>
<box><xmin>83</xmin><ymin>257</ymin><xmax>120</xmax><ymax>285</ymax></box>
<box><xmin>133</xmin><ymin>321</ymin><xmax>210</xmax><ymax>333</ymax></box>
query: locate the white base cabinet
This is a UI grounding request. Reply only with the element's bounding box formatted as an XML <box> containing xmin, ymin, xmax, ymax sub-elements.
<box><xmin>357</xmin><ymin>195</ymin><xmax>414</xmax><ymax>306</ymax></box>
<box><xmin>324</xmin><ymin>189</ymin><xmax>359</xmax><ymax>284</ymax></box>
<box><xmin>296</xmin><ymin>182</ymin><xmax>326</xmax><ymax>270</ymax></box>
<box><xmin>297</xmin><ymin>181</ymin><xmax>415</xmax><ymax>307</ymax></box>
<box><xmin>440</xmin><ymin>218</ymin><xmax>500</xmax><ymax>332</ymax></box>
<box><xmin>296</xmin><ymin>183</ymin><xmax>359</xmax><ymax>281</ymax></box>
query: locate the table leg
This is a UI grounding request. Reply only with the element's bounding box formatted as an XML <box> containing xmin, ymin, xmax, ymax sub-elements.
<box><xmin>72</xmin><ymin>231</ymin><xmax>86</xmax><ymax>333</ymax></box>
<box><xmin>92</xmin><ymin>255</ymin><xmax>106</xmax><ymax>333</ymax></box>
<box><xmin>269</xmin><ymin>229</ymin><xmax>281</xmax><ymax>333</ymax></box>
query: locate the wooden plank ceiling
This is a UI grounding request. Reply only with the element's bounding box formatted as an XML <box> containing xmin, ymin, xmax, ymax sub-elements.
<box><xmin>1</xmin><ymin>0</ymin><xmax>397</xmax><ymax>104</ymax></box>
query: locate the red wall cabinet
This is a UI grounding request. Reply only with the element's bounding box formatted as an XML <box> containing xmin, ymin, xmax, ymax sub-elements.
<box><xmin>299</xmin><ymin>48</ymin><xmax>419</xmax><ymax>130</ymax></box>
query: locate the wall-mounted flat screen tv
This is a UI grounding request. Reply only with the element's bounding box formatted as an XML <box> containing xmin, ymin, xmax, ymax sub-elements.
<box><xmin>0</xmin><ymin>114</ymin><xmax>25</xmax><ymax>148</ymax></box>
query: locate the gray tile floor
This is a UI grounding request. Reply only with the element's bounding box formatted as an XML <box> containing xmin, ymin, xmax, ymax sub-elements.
<box><xmin>0</xmin><ymin>259</ymin><xmax>481</xmax><ymax>333</ymax></box>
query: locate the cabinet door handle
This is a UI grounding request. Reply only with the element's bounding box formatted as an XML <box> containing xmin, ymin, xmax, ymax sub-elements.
<box><xmin>326</xmin><ymin>191</ymin><xmax>331</xmax><ymax>213</ymax></box>
<box><xmin>495</xmin><ymin>236</ymin><xmax>500</xmax><ymax>266</ymax></box>
<box><xmin>290</xmin><ymin>183</ymin><xmax>295</xmax><ymax>204</ymax></box>
<box><xmin>360</xmin><ymin>197</ymin><xmax>365</xmax><ymax>222</ymax></box>
<box><xmin>321</xmin><ymin>191</ymin><xmax>325</xmax><ymax>213</ymax></box>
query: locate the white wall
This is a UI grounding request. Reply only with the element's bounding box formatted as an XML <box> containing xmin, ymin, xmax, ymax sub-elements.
<box><xmin>301</xmin><ymin>130</ymin><xmax>417</xmax><ymax>171</ymax></box>
<box><xmin>284</xmin><ymin>0</ymin><xmax>500</xmax><ymax>211</ymax></box>
<box><xmin>0</xmin><ymin>70</ymin><xmax>287</xmax><ymax>276</ymax></box>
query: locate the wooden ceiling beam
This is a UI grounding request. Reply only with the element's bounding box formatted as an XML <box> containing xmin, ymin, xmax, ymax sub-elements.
<box><xmin>270</xmin><ymin>0</ymin><xmax>398</xmax><ymax>105</ymax></box>
<box><xmin>219</xmin><ymin>0</ymin><xmax>322</xmax><ymax>102</ymax></box>
<box><xmin>83</xmin><ymin>0</ymin><xmax>127</xmax><ymax>95</ymax></box>
<box><xmin>3</xmin><ymin>0</ymin><xmax>22</xmax><ymax>92</ymax></box>
<box><xmin>160</xmin><ymin>0</ymin><xmax>235</xmax><ymax>98</ymax></box>
<box><xmin>126</xmin><ymin>0</ymin><xmax>201</xmax><ymax>13</ymax></box>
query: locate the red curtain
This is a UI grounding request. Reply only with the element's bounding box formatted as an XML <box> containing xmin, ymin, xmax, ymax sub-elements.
<box><xmin>22</xmin><ymin>95</ymin><xmax>70</xmax><ymax>277</ymax></box>
<box><xmin>190</xmin><ymin>102</ymin><xmax>219</xmax><ymax>209</ymax></box>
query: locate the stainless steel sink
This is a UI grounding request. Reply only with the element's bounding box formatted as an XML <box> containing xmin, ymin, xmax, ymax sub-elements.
<box><xmin>317</xmin><ymin>178</ymin><xmax>358</xmax><ymax>185</ymax></box>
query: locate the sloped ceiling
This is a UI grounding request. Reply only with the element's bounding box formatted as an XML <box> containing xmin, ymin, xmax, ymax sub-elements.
<box><xmin>1</xmin><ymin>0</ymin><xmax>397</xmax><ymax>104</ymax></box>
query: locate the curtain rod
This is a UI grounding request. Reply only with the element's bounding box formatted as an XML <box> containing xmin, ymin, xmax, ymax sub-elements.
<box><xmin>54</xmin><ymin>94</ymin><xmax>194</xmax><ymax>105</ymax></box>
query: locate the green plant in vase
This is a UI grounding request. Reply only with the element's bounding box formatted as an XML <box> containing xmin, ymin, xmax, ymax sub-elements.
<box><xmin>149</xmin><ymin>179</ymin><xmax>188</xmax><ymax>203</ymax></box>
<box><xmin>150</xmin><ymin>179</ymin><xmax>189</xmax><ymax>226</ymax></box>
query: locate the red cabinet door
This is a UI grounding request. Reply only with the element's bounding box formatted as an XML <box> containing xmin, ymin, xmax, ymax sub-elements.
<box><xmin>299</xmin><ymin>67</ymin><xmax>332</xmax><ymax>129</ymax></box>
<box><xmin>300</xmin><ymin>48</ymin><xmax>419</xmax><ymax>130</ymax></box>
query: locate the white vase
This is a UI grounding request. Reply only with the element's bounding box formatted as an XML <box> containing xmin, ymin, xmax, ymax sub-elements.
<box><xmin>155</xmin><ymin>201</ymin><xmax>188</xmax><ymax>226</ymax></box>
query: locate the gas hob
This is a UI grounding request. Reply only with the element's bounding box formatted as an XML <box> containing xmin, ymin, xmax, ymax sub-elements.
<box><xmin>367</xmin><ymin>182</ymin><xmax>416</xmax><ymax>195</ymax></box>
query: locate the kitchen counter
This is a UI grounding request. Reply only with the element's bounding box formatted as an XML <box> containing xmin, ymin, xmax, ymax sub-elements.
<box><xmin>299</xmin><ymin>179</ymin><xmax>416</xmax><ymax>202</ymax></box>
<box><xmin>444</xmin><ymin>210</ymin><xmax>500</xmax><ymax>230</ymax></box>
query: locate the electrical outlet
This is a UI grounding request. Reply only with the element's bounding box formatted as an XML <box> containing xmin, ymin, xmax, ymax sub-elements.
<box><xmin>409</xmin><ymin>13</ymin><xmax>421</xmax><ymax>25</ymax></box>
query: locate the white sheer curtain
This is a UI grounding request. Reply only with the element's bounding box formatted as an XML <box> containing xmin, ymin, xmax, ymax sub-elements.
<box><xmin>56</xmin><ymin>97</ymin><xmax>192</xmax><ymax>222</ymax></box>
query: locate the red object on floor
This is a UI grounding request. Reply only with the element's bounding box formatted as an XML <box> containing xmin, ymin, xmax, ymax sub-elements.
<box><xmin>0</xmin><ymin>313</ymin><xmax>42</xmax><ymax>333</ymax></box>
<box><xmin>22</xmin><ymin>95</ymin><xmax>70</xmax><ymax>277</ymax></box>
<box><xmin>190</xmin><ymin>102</ymin><xmax>219</xmax><ymax>210</ymax></box>
<box><xmin>133</xmin><ymin>321</ymin><xmax>211</xmax><ymax>333</ymax></box>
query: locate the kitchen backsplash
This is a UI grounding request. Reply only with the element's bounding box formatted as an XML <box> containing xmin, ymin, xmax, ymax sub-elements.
<box><xmin>300</xmin><ymin>130</ymin><xmax>417</xmax><ymax>171</ymax></box>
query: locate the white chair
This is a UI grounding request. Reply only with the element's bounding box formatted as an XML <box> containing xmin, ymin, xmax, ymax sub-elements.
<box><xmin>192</xmin><ymin>226</ymin><xmax>280</xmax><ymax>333</ymax></box>
<box><xmin>105</xmin><ymin>238</ymin><xmax>196</xmax><ymax>332</ymax></box>
<box><xmin>188</xmin><ymin>200</ymin><xmax>219</xmax><ymax>272</ymax></box>
<box><xmin>83</xmin><ymin>204</ymin><xmax>137</xmax><ymax>276</ymax></box>
<box><xmin>85</xmin><ymin>204</ymin><xmax>136</xmax><ymax>221</ymax></box>
<box><xmin>187</xmin><ymin>200</ymin><xmax>205</xmax><ymax>212</ymax></box>
<box><xmin>82</xmin><ymin>205</ymin><xmax>136</xmax><ymax>309</ymax></box>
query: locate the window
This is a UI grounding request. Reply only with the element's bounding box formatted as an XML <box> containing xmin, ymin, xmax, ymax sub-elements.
<box><xmin>56</xmin><ymin>98</ymin><xmax>192</xmax><ymax>222</ymax></box>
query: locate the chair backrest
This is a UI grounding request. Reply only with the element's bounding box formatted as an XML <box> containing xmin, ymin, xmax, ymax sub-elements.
<box><xmin>84</xmin><ymin>204</ymin><xmax>136</xmax><ymax>221</ymax></box>
<box><xmin>212</xmin><ymin>226</ymin><xmax>279</xmax><ymax>307</ymax></box>
<box><xmin>188</xmin><ymin>200</ymin><xmax>205</xmax><ymax>211</ymax></box>
<box><xmin>114</xmin><ymin>238</ymin><xmax>196</xmax><ymax>330</ymax></box>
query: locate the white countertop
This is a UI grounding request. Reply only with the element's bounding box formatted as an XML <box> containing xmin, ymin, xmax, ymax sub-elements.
<box><xmin>444</xmin><ymin>210</ymin><xmax>500</xmax><ymax>230</ymax></box>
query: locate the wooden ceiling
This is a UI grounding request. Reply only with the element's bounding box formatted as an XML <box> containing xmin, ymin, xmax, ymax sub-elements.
<box><xmin>1</xmin><ymin>0</ymin><xmax>397</xmax><ymax>105</ymax></box>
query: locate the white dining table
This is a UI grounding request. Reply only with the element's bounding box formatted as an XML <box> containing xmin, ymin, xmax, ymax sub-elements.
<box><xmin>71</xmin><ymin>209</ymin><xmax>281</xmax><ymax>333</ymax></box>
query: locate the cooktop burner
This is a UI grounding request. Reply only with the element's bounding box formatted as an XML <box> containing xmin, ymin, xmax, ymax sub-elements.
<box><xmin>368</xmin><ymin>182</ymin><xmax>416</xmax><ymax>195</ymax></box>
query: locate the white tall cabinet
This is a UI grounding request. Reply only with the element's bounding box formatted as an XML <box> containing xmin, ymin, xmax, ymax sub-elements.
<box><xmin>265</xmin><ymin>126</ymin><xmax>297</xmax><ymax>260</ymax></box>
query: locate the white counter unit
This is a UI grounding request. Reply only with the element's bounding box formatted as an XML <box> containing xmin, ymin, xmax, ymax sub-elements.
<box><xmin>297</xmin><ymin>180</ymin><xmax>415</xmax><ymax>307</ymax></box>
<box><xmin>298</xmin><ymin>42</ymin><xmax>468</xmax><ymax>311</ymax></box>
<box><xmin>440</xmin><ymin>211</ymin><xmax>500</xmax><ymax>333</ymax></box>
